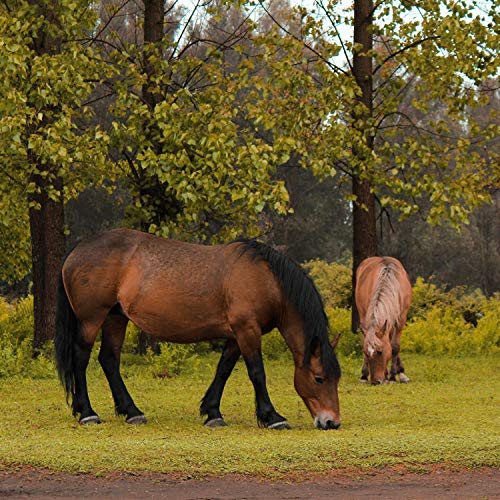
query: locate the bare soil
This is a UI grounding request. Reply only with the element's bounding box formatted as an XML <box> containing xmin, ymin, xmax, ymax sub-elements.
<box><xmin>0</xmin><ymin>466</ymin><xmax>498</xmax><ymax>499</ymax></box>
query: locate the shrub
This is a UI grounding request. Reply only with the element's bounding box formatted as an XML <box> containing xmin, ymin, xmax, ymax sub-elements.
<box><xmin>402</xmin><ymin>294</ymin><xmax>499</xmax><ymax>355</ymax></box>
<box><xmin>0</xmin><ymin>295</ymin><xmax>34</xmax><ymax>346</ymax></box>
<box><xmin>304</xmin><ymin>259</ymin><xmax>352</xmax><ymax>309</ymax></box>
<box><xmin>0</xmin><ymin>295</ymin><xmax>53</xmax><ymax>378</ymax></box>
<box><xmin>262</xmin><ymin>329</ymin><xmax>290</xmax><ymax>361</ymax></box>
<box><xmin>408</xmin><ymin>277</ymin><xmax>448</xmax><ymax>321</ymax></box>
<box><xmin>326</xmin><ymin>306</ymin><xmax>362</xmax><ymax>356</ymax></box>
<box><xmin>145</xmin><ymin>342</ymin><xmax>202</xmax><ymax>378</ymax></box>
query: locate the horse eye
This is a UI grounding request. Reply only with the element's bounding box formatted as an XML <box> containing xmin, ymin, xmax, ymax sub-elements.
<box><xmin>314</xmin><ymin>376</ymin><xmax>324</xmax><ymax>384</ymax></box>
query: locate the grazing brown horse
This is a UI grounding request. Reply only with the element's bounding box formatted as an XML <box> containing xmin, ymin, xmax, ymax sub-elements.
<box><xmin>355</xmin><ymin>256</ymin><xmax>412</xmax><ymax>385</ymax></box>
<box><xmin>55</xmin><ymin>229</ymin><xmax>341</xmax><ymax>430</ymax></box>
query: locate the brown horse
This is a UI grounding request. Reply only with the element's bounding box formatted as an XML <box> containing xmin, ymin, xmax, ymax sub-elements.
<box><xmin>355</xmin><ymin>256</ymin><xmax>412</xmax><ymax>385</ymax></box>
<box><xmin>55</xmin><ymin>229</ymin><xmax>341</xmax><ymax>430</ymax></box>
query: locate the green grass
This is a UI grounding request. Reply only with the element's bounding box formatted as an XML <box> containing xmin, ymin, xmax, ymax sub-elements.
<box><xmin>0</xmin><ymin>354</ymin><xmax>498</xmax><ymax>477</ymax></box>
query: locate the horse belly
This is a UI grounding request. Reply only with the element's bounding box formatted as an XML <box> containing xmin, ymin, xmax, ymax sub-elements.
<box><xmin>123</xmin><ymin>292</ymin><xmax>232</xmax><ymax>343</ymax></box>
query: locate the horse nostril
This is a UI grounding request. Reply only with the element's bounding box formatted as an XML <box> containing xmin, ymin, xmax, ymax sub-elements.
<box><xmin>325</xmin><ymin>420</ymin><xmax>341</xmax><ymax>430</ymax></box>
<box><xmin>372</xmin><ymin>379</ymin><xmax>383</xmax><ymax>385</ymax></box>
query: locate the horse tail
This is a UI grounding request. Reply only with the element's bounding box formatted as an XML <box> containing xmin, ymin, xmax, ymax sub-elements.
<box><xmin>54</xmin><ymin>270</ymin><xmax>78</xmax><ymax>405</ymax></box>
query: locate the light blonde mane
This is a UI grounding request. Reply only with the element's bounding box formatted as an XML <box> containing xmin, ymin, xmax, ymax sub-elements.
<box><xmin>366</xmin><ymin>260</ymin><xmax>404</xmax><ymax>336</ymax></box>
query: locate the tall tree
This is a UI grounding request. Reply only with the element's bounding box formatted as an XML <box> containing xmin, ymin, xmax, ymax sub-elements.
<box><xmin>92</xmin><ymin>0</ymin><xmax>293</xmax><ymax>241</ymax></box>
<box><xmin>247</xmin><ymin>0</ymin><xmax>498</xmax><ymax>330</ymax></box>
<box><xmin>0</xmin><ymin>1</ymin><xmax>109</xmax><ymax>353</ymax></box>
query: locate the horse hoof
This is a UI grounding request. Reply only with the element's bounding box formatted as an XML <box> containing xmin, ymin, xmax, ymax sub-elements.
<box><xmin>79</xmin><ymin>415</ymin><xmax>101</xmax><ymax>425</ymax></box>
<box><xmin>205</xmin><ymin>417</ymin><xmax>227</xmax><ymax>428</ymax></box>
<box><xmin>359</xmin><ymin>378</ymin><xmax>369</xmax><ymax>384</ymax></box>
<box><xmin>126</xmin><ymin>415</ymin><xmax>147</xmax><ymax>425</ymax></box>
<box><xmin>267</xmin><ymin>421</ymin><xmax>291</xmax><ymax>430</ymax></box>
<box><xmin>399</xmin><ymin>374</ymin><xmax>410</xmax><ymax>383</ymax></box>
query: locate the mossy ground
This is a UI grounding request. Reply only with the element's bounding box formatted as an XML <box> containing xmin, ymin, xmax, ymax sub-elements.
<box><xmin>0</xmin><ymin>354</ymin><xmax>498</xmax><ymax>477</ymax></box>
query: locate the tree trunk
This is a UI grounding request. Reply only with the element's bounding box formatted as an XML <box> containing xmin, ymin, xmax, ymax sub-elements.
<box><xmin>143</xmin><ymin>0</ymin><xmax>164</xmax><ymax>111</ymax></box>
<box><xmin>29</xmin><ymin>174</ymin><xmax>65</xmax><ymax>355</ymax></box>
<box><xmin>351</xmin><ymin>0</ymin><xmax>377</xmax><ymax>333</ymax></box>
<box><xmin>351</xmin><ymin>177</ymin><xmax>377</xmax><ymax>332</ymax></box>
<box><xmin>27</xmin><ymin>1</ymin><xmax>66</xmax><ymax>355</ymax></box>
<box><xmin>137</xmin><ymin>0</ymin><xmax>165</xmax><ymax>355</ymax></box>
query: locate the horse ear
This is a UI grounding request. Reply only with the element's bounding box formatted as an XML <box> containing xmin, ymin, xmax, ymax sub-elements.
<box><xmin>331</xmin><ymin>334</ymin><xmax>341</xmax><ymax>351</ymax></box>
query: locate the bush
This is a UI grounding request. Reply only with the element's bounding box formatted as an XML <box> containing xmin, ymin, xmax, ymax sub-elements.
<box><xmin>0</xmin><ymin>267</ymin><xmax>497</xmax><ymax>381</ymax></box>
<box><xmin>145</xmin><ymin>342</ymin><xmax>203</xmax><ymax>378</ymax></box>
<box><xmin>262</xmin><ymin>329</ymin><xmax>290</xmax><ymax>361</ymax></box>
<box><xmin>404</xmin><ymin>279</ymin><xmax>498</xmax><ymax>355</ymax></box>
<box><xmin>0</xmin><ymin>295</ymin><xmax>53</xmax><ymax>378</ymax></box>
<box><xmin>326</xmin><ymin>306</ymin><xmax>362</xmax><ymax>356</ymax></box>
<box><xmin>304</xmin><ymin>259</ymin><xmax>352</xmax><ymax>309</ymax></box>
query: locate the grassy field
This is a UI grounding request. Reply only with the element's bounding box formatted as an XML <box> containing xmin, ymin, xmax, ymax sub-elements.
<box><xmin>0</xmin><ymin>353</ymin><xmax>498</xmax><ymax>477</ymax></box>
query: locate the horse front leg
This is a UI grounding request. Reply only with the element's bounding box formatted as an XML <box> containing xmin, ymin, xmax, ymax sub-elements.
<box><xmin>236</xmin><ymin>324</ymin><xmax>290</xmax><ymax>430</ymax></box>
<box><xmin>390</xmin><ymin>329</ymin><xmax>409</xmax><ymax>383</ymax></box>
<box><xmin>360</xmin><ymin>354</ymin><xmax>369</xmax><ymax>383</ymax></box>
<box><xmin>200</xmin><ymin>338</ymin><xmax>240</xmax><ymax>427</ymax></box>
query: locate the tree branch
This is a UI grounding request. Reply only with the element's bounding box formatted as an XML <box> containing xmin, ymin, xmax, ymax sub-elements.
<box><xmin>373</xmin><ymin>36</ymin><xmax>440</xmax><ymax>74</ymax></box>
<box><xmin>258</xmin><ymin>0</ymin><xmax>348</xmax><ymax>76</ymax></box>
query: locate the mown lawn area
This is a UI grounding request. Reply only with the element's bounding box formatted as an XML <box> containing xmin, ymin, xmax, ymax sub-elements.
<box><xmin>0</xmin><ymin>354</ymin><xmax>498</xmax><ymax>477</ymax></box>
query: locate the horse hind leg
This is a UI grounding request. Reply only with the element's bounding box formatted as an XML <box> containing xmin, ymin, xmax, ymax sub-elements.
<box><xmin>73</xmin><ymin>320</ymin><xmax>103</xmax><ymax>424</ymax></box>
<box><xmin>98</xmin><ymin>313</ymin><xmax>146</xmax><ymax>424</ymax></box>
<box><xmin>397</xmin><ymin>356</ymin><xmax>410</xmax><ymax>383</ymax></box>
<box><xmin>390</xmin><ymin>330</ymin><xmax>409</xmax><ymax>383</ymax></box>
<box><xmin>200</xmin><ymin>338</ymin><xmax>240</xmax><ymax>427</ymax></box>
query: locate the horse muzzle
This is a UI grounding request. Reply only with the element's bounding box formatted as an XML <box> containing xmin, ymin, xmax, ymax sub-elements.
<box><xmin>314</xmin><ymin>413</ymin><xmax>341</xmax><ymax>430</ymax></box>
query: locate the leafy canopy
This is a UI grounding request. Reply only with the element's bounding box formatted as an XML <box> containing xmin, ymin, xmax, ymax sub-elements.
<box><xmin>0</xmin><ymin>1</ymin><xmax>110</xmax><ymax>281</ymax></box>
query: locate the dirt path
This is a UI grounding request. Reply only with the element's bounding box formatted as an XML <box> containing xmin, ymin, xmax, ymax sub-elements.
<box><xmin>0</xmin><ymin>466</ymin><xmax>498</xmax><ymax>499</ymax></box>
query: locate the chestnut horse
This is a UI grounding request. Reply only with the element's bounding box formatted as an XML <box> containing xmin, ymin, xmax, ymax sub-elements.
<box><xmin>355</xmin><ymin>256</ymin><xmax>412</xmax><ymax>385</ymax></box>
<box><xmin>55</xmin><ymin>229</ymin><xmax>341</xmax><ymax>430</ymax></box>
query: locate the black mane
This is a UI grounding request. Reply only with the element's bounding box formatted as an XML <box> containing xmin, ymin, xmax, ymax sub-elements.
<box><xmin>235</xmin><ymin>239</ymin><xmax>341</xmax><ymax>380</ymax></box>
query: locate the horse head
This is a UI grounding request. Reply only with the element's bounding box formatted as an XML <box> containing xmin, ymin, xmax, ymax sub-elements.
<box><xmin>293</xmin><ymin>335</ymin><xmax>341</xmax><ymax>430</ymax></box>
<box><xmin>362</xmin><ymin>323</ymin><xmax>392</xmax><ymax>384</ymax></box>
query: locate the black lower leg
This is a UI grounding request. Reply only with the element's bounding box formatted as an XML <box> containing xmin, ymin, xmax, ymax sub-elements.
<box><xmin>389</xmin><ymin>345</ymin><xmax>400</xmax><ymax>381</ymax></box>
<box><xmin>72</xmin><ymin>340</ymin><xmax>99</xmax><ymax>422</ymax></box>
<box><xmin>360</xmin><ymin>356</ymin><xmax>369</xmax><ymax>381</ymax></box>
<box><xmin>98</xmin><ymin>348</ymin><xmax>144</xmax><ymax>420</ymax></box>
<box><xmin>397</xmin><ymin>355</ymin><xmax>406</xmax><ymax>374</ymax></box>
<box><xmin>244</xmin><ymin>352</ymin><xmax>287</xmax><ymax>428</ymax></box>
<box><xmin>200</xmin><ymin>339</ymin><xmax>240</xmax><ymax>423</ymax></box>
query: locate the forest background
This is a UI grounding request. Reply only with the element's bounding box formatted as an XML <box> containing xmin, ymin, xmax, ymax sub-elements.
<box><xmin>0</xmin><ymin>0</ymin><xmax>498</xmax><ymax>357</ymax></box>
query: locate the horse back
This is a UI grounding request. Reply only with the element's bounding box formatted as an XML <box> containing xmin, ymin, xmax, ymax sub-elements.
<box><xmin>355</xmin><ymin>256</ymin><xmax>412</xmax><ymax>331</ymax></box>
<box><xmin>62</xmin><ymin>230</ymin><xmax>283</xmax><ymax>342</ymax></box>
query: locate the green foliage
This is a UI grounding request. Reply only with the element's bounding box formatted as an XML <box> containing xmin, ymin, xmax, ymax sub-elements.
<box><xmin>404</xmin><ymin>290</ymin><xmax>499</xmax><ymax>355</ymax></box>
<box><xmin>0</xmin><ymin>296</ymin><xmax>53</xmax><ymax>378</ymax></box>
<box><xmin>106</xmin><ymin>6</ymin><xmax>294</xmax><ymax>242</ymax></box>
<box><xmin>326</xmin><ymin>307</ymin><xmax>362</xmax><ymax>357</ymax></box>
<box><xmin>0</xmin><ymin>1</ymin><xmax>110</xmax><ymax>281</ymax></box>
<box><xmin>249</xmin><ymin>0</ymin><xmax>498</xmax><ymax>228</ymax></box>
<box><xmin>262</xmin><ymin>329</ymin><xmax>290</xmax><ymax>361</ymax></box>
<box><xmin>145</xmin><ymin>342</ymin><xmax>204</xmax><ymax>378</ymax></box>
<box><xmin>304</xmin><ymin>260</ymin><xmax>352</xmax><ymax>309</ymax></box>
